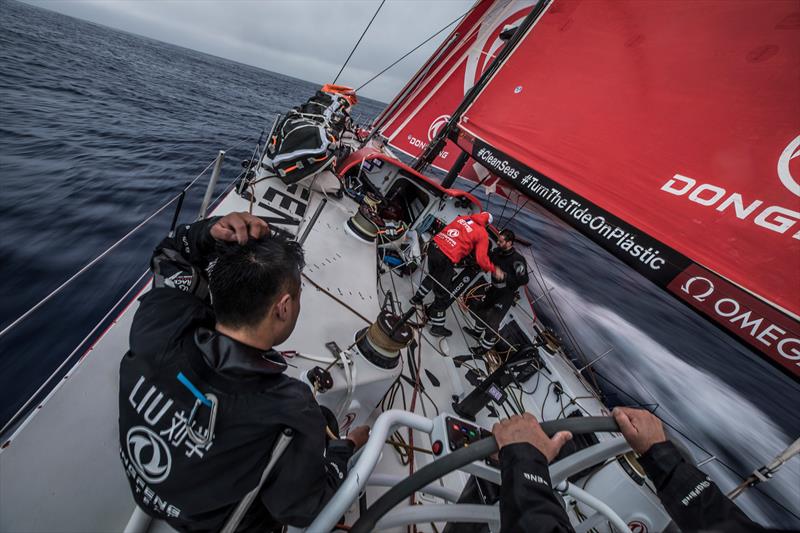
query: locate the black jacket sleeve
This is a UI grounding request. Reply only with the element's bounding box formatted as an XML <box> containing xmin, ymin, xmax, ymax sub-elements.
<box><xmin>150</xmin><ymin>218</ymin><xmax>220</xmax><ymax>293</ymax></box>
<box><xmin>129</xmin><ymin>219</ymin><xmax>220</xmax><ymax>359</ymax></box>
<box><xmin>259</xmin><ymin>387</ymin><xmax>355</xmax><ymax>527</ymax></box>
<box><xmin>499</xmin><ymin>443</ymin><xmax>574</xmax><ymax>533</ymax></box>
<box><xmin>489</xmin><ymin>249</ymin><xmax>529</xmax><ymax>291</ymax></box>
<box><xmin>506</xmin><ymin>251</ymin><xmax>529</xmax><ymax>290</ymax></box>
<box><xmin>639</xmin><ymin>441</ymin><xmax>758</xmax><ymax>531</ymax></box>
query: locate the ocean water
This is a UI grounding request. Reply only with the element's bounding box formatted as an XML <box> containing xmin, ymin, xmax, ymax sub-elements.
<box><xmin>0</xmin><ymin>0</ymin><xmax>797</xmax><ymax>527</ymax></box>
<box><xmin>0</xmin><ymin>0</ymin><xmax>385</xmax><ymax>425</ymax></box>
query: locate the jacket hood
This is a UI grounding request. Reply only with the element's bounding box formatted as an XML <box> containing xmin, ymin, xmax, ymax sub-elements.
<box><xmin>194</xmin><ymin>327</ymin><xmax>288</xmax><ymax>378</ymax></box>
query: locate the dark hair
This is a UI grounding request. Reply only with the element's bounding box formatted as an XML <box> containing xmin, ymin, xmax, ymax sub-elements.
<box><xmin>500</xmin><ymin>229</ymin><xmax>516</xmax><ymax>243</ymax></box>
<box><xmin>209</xmin><ymin>236</ymin><xmax>305</xmax><ymax>329</ymax></box>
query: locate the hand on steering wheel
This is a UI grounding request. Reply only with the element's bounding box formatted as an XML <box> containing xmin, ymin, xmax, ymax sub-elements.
<box><xmin>493</xmin><ymin>412</ymin><xmax>573</xmax><ymax>463</ymax></box>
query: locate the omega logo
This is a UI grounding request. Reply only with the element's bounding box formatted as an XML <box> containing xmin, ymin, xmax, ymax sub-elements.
<box><xmin>681</xmin><ymin>276</ymin><xmax>715</xmax><ymax>302</ymax></box>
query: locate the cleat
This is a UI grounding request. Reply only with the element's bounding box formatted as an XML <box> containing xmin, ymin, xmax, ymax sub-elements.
<box><xmin>429</xmin><ymin>325</ymin><xmax>453</xmax><ymax>338</ymax></box>
<box><xmin>462</xmin><ymin>326</ymin><xmax>482</xmax><ymax>340</ymax></box>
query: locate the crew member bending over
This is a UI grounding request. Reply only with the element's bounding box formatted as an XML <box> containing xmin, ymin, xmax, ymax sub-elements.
<box><xmin>410</xmin><ymin>211</ymin><xmax>504</xmax><ymax>337</ymax></box>
<box><xmin>119</xmin><ymin>212</ymin><xmax>369</xmax><ymax>532</ymax></box>
<box><xmin>464</xmin><ymin>229</ymin><xmax>528</xmax><ymax>356</ymax></box>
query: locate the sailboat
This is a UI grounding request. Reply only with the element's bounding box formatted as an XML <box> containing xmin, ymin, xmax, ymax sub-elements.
<box><xmin>1</xmin><ymin>0</ymin><xmax>797</xmax><ymax>531</ymax></box>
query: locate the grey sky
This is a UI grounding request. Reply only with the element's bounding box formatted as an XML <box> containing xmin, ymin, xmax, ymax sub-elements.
<box><xmin>23</xmin><ymin>0</ymin><xmax>475</xmax><ymax>102</ymax></box>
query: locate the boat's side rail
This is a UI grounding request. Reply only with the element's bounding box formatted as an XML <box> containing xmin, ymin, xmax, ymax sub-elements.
<box><xmin>303</xmin><ymin>409</ymin><xmax>434</xmax><ymax>531</ymax></box>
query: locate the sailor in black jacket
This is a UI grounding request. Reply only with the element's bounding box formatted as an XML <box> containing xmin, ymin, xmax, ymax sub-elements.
<box><xmin>118</xmin><ymin>212</ymin><xmax>369</xmax><ymax>532</ymax></box>
<box><xmin>464</xmin><ymin>229</ymin><xmax>529</xmax><ymax>355</ymax></box>
<box><xmin>495</xmin><ymin>408</ymin><xmax>771</xmax><ymax>533</ymax></box>
<box><xmin>612</xmin><ymin>407</ymin><xmax>768</xmax><ymax>532</ymax></box>
<box><xmin>492</xmin><ymin>413</ymin><xmax>575</xmax><ymax>532</ymax></box>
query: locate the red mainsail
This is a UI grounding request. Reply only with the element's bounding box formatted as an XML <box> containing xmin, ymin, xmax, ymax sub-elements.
<box><xmin>376</xmin><ymin>0</ymin><xmax>536</xmax><ymax>188</ymax></box>
<box><xmin>453</xmin><ymin>0</ymin><xmax>800</xmax><ymax>378</ymax></box>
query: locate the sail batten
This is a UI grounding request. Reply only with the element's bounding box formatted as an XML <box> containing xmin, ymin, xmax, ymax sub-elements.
<box><xmin>449</xmin><ymin>0</ymin><xmax>800</xmax><ymax>378</ymax></box>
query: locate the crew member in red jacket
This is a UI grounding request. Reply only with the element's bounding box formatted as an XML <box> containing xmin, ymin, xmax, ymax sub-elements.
<box><xmin>410</xmin><ymin>212</ymin><xmax>504</xmax><ymax>337</ymax></box>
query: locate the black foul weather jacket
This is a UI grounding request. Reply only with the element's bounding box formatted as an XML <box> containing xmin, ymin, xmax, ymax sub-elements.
<box><xmin>475</xmin><ymin>247</ymin><xmax>530</xmax><ymax>328</ymax></box>
<box><xmin>498</xmin><ymin>440</ymin><xmax>766</xmax><ymax>533</ymax></box>
<box><xmin>118</xmin><ymin>218</ymin><xmax>353</xmax><ymax>532</ymax></box>
<box><xmin>639</xmin><ymin>441</ymin><xmax>765</xmax><ymax>532</ymax></box>
<box><xmin>499</xmin><ymin>443</ymin><xmax>575</xmax><ymax>533</ymax></box>
<box><xmin>487</xmin><ymin>247</ymin><xmax>529</xmax><ymax>303</ymax></box>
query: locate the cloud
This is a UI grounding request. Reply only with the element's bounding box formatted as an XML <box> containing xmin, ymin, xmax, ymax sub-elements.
<box><xmin>23</xmin><ymin>0</ymin><xmax>475</xmax><ymax>101</ymax></box>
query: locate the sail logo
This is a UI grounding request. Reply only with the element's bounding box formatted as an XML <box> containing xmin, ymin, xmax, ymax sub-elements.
<box><xmin>660</xmin><ymin>175</ymin><xmax>800</xmax><ymax>240</ymax></box>
<box><xmin>463</xmin><ymin>3</ymin><xmax>534</xmax><ymax>93</ymax></box>
<box><xmin>680</xmin><ymin>276</ymin><xmax>715</xmax><ymax>302</ymax></box>
<box><xmin>671</xmin><ymin>265</ymin><xmax>800</xmax><ymax>375</ymax></box>
<box><xmin>777</xmin><ymin>134</ymin><xmax>800</xmax><ymax>197</ymax></box>
<box><xmin>126</xmin><ymin>426</ymin><xmax>172</xmax><ymax>484</ymax></box>
<box><xmin>428</xmin><ymin>115</ymin><xmax>450</xmax><ymax>142</ymax></box>
<box><xmin>661</xmin><ymin>135</ymin><xmax>800</xmax><ymax>239</ymax></box>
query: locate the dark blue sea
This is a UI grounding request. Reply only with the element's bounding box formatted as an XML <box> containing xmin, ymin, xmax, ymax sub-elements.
<box><xmin>1</xmin><ymin>0</ymin><xmax>797</xmax><ymax>526</ymax></box>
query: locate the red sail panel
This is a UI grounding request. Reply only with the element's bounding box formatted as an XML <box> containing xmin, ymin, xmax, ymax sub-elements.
<box><xmin>378</xmin><ymin>0</ymin><xmax>536</xmax><ymax>173</ymax></box>
<box><xmin>457</xmin><ymin>0</ymin><xmax>800</xmax><ymax>377</ymax></box>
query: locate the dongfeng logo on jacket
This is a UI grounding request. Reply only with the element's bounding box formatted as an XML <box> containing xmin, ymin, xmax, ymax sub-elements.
<box><xmin>127</xmin><ymin>426</ymin><xmax>172</xmax><ymax>484</ymax></box>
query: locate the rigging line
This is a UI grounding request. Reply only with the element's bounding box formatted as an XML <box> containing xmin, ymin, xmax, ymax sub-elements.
<box><xmin>527</xmin><ymin>245</ymin><xmax>591</xmax><ymax>366</ymax></box>
<box><xmin>590</xmin><ymin>369</ymin><xmax>799</xmax><ymax>519</ymax></box>
<box><xmin>500</xmin><ymin>198</ymin><xmax>531</xmax><ymax>230</ymax></box>
<box><xmin>301</xmin><ymin>272</ymin><xmax>371</xmax><ymax>325</ymax></box>
<box><xmin>446</xmin><ymin>274</ymin><xmax>599</xmax><ymax>416</ymax></box>
<box><xmin>0</xmin><ymin>133</ymin><xmax>256</xmax><ymax>340</ymax></box>
<box><xmin>465</xmin><ymin>173</ymin><xmax>492</xmax><ymax>195</ymax></box>
<box><xmin>0</xmin><ymin>161</ymin><xmax>215</xmax><ymax>340</ymax></box>
<box><xmin>1</xmin><ymin>166</ymin><xmax>250</xmax><ymax>438</ymax></box>
<box><xmin>525</xmin><ymin>242</ymin><xmax>649</xmax><ymax>398</ymax></box>
<box><xmin>333</xmin><ymin>0</ymin><xmax>386</xmax><ymax>85</ymax></box>
<box><xmin>0</xmin><ymin>269</ymin><xmax>151</xmax><ymax>439</ymax></box>
<box><xmin>496</xmin><ymin>192</ymin><xmax>512</xmax><ymax>225</ymax></box>
<box><xmin>356</xmin><ymin>4</ymin><xmax>473</xmax><ymax>92</ymax></box>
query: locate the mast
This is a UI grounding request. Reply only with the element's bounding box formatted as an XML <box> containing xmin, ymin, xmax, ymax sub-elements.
<box><xmin>412</xmin><ymin>0</ymin><xmax>551</xmax><ymax>173</ymax></box>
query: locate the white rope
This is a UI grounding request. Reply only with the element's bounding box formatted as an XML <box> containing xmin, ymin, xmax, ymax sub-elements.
<box><xmin>0</xmin><ymin>150</ymin><xmax>230</xmax><ymax>340</ymax></box>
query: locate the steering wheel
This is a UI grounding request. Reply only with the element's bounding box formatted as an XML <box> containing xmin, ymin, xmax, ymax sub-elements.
<box><xmin>350</xmin><ymin>416</ymin><xmax>621</xmax><ymax>533</ymax></box>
